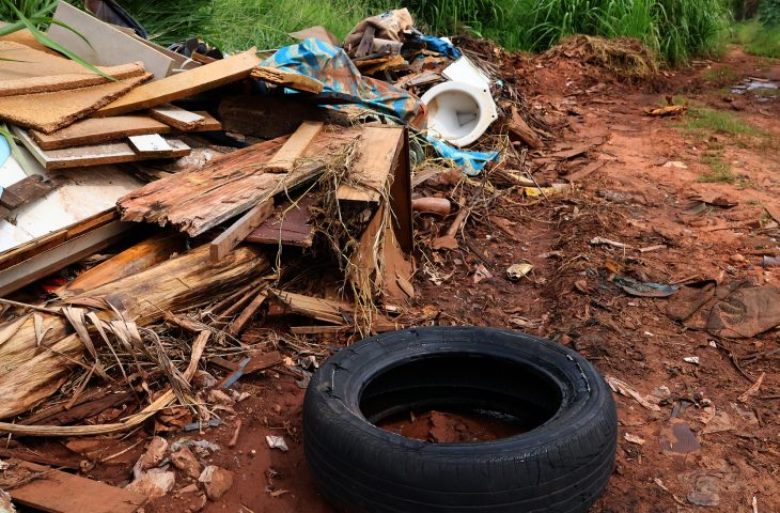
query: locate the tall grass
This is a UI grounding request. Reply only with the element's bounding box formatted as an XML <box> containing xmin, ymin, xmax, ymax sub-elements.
<box><xmin>1</xmin><ymin>0</ymin><xmax>731</xmax><ymax>65</ymax></box>
<box><xmin>0</xmin><ymin>0</ymin><xmax>56</xmax><ymax>22</ymax></box>
<box><xmin>392</xmin><ymin>0</ymin><xmax>729</xmax><ymax>65</ymax></box>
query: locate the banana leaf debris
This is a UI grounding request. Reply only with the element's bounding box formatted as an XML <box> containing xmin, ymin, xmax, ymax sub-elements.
<box><xmin>0</xmin><ymin>1</ymin><xmax>560</xmax><ymax>509</ymax></box>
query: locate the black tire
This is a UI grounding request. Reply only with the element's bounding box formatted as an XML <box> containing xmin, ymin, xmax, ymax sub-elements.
<box><xmin>303</xmin><ymin>326</ymin><xmax>617</xmax><ymax>513</ymax></box>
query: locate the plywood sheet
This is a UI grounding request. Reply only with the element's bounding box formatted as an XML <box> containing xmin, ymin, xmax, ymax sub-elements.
<box><xmin>0</xmin><ymin>41</ymin><xmax>146</xmax><ymax>96</ymax></box>
<box><xmin>98</xmin><ymin>49</ymin><xmax>261</xmax><ymax>116</ymax></box>
<box><xmin>246</xmin><ymin>195</ymin><xmax>316</xmax><ymax>247</ymax></box>
<box><xmin>30</xmin><ymin>115</ymin><xmax>170</xmax><ymax>150</ymax></box>
<box><xmin>47</xmin><ymin>1</ymin><xmax>174</xmax><ymax>79</ymax></box>
<box><xmin>0</xmin><ymin>73</ymin><xmax>151</xmax><ymax>133</ymax></box>
<box><xmin>15</xmin><ymin>127</ymin><xmax>190</xmax><ymax>170</ymax></box>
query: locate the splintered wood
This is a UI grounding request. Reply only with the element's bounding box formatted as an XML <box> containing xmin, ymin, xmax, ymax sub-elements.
<box><xmin>0</xmin><ymin>243</ymin><xmax>270</xmax><ymax>420</ymax></box>
<box><xmin>118</xmin><ymin>125</ymin><xmax>361</xmax><ymax>236</ymax></box>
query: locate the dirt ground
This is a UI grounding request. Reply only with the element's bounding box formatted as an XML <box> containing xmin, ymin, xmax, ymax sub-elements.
<box><xmin>12</xmin><ymin>45</ymin><xmax>779</xmax><ymax>513</ymax></box>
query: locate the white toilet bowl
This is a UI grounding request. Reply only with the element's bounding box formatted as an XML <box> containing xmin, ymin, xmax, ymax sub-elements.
<box><xmin>420</xmin><ymin>81</ymin><xmax>497</xmax><ymax>147</ymax></box>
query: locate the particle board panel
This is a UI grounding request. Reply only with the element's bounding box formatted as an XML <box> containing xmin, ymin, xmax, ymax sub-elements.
<box><xmin>0</xmin><ymin>41</ymin><xmax>146</xmax><ymax>96</ymax></box>
<box><xmin>47</xmin><ymin>1</ymin><xmax>174</xmax><ymax>79</ymax></box>
<box><xmin>97</xmin><ymin>49</ymin><xmax>261</xmax><ymax>116</ymax></box>
<box><xmin>0</xmin><ymin>73</ymin><xmax>151</xmax><ymax>133</ymax></box>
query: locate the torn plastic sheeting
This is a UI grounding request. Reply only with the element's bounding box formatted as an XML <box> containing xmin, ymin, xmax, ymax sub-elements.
<box><xmin>415</xmin><ymin>34</ymin><xmax>462</xmax><ymax>60</ymax></box>
<box><xmin>260</xmin><ymin>38</ymin><xmax>421</xmax><ymax>123</ymax></box>
<box><xmin>425</xmin><ymin>134</ymin><xmax>499</xmax><ymax>176</ymax></box>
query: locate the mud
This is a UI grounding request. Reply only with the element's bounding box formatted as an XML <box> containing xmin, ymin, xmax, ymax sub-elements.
<box><xmin>15</xmin><ymin>45</ymin><xmax>779</xmax><ymax>513</ymax></box>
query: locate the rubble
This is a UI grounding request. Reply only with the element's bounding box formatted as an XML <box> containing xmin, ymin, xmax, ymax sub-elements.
<box><xmin>198</xmin><ymin>466</ymin><xmax>234</xmax><ymax>500</ymax></box>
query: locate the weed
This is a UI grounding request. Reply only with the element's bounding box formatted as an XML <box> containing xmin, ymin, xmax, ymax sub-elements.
<box><xmin>733</xmin><ymin>20</ymin><xmax>780</xmax><ymax>58</ymax></box>
<box><xmin>699</xmin><ymin>153</ymin><xmax>735</xmax><ymax>183</ymax></box>
<box><xmin>682</xmin><ymin>106</ymin><xmax>763</xmax><ymax>137</ymax></box>
<box><xmin>702</xmin><ymin>66</ymin><xmax>739</xmax><ymax>85</ymax></box>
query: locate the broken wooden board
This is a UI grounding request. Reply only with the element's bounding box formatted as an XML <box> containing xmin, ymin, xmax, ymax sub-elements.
<box><xmin>349</xmin><ymin>204</ymin><xmax>415</xmax><ymax>304</ymax></box>
<box><xmin>0</xmin><ymin>244</ymin><xmax>271</xmax><ymax>419</ymax></box>
<box><xmin>8</xmin><ymin>460</ymin><xmax>146</xmax><ymax>513</ymax></box>
<box><xmin>30</xmin><ymin>112</ymin><xmax>220</xmax><ymax>150</ymax></box>
<box><xmin>118</xmin><ymin>125</ymin><xmax>361</xmax><ymax>237</ymax></box>
<box><xmin>209</xmin><ymin>199</ymin><xmax>274</xmax><ymax>262</ymax></box>
<box><xmin>30</xmin><ymin>115</ymin><xmax>170</xmax><ymax>150</ymax></box>
<box><xmin>0</xmin><ymin>73</ymin><xmax>151</xmax><ymax>133</ymax></box>
<box><xmin>246</xmin><ymin>195</ymin><xmax>316</xmax><ymax>248</ymax></box>
<box><xmin>14</xmin><ymin>127</ymin><xmax>190</xmax><ymax>170</ymax></box>
<box><xmin>47</xmin><ymin>1</ymin><xmax>174</xmax><ymax>79</ymax></box>
<box><xmin>250</xmin><ymin>66</ymin><xmax>324</xmax><ymax>94</ymax></box>
<box><xmin>337</xmin><ymin>125</ymin><xmax>404</xmax><ymax>202</ymax></box>
<box><xmin>0</xmin><ymin>41</ymin><xmax>147</xmax><ymax>96</ymax></box>
<box><xmin>149</xmin><ymin>104</ymin><xmax>205</xmax><ymax>131</ymax></box>
<box><xmin>97</xmin><ymin>49</ymin><xmax>261</xmax><ymax>116</ymax></box>
<box><xmin>264</xmin><ymin>121</ymin><xmax>324</xmax><ymax>173</ymax></box>
<box><xmin>271</xmin><ymin>289</ymin><xmax>395</xmax><ymax>331</ymax></box>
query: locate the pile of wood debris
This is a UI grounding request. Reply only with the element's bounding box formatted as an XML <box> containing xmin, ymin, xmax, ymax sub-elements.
<box><xmin>0</xmin><ymin>3</ymin><xmax>552</xmax><ymax>511</ymax></box>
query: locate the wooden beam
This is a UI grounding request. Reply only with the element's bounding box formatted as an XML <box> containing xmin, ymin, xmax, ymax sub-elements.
<box><xmin>97</xmin><ymin>48</ymin><xmax>261</xmax><ymax>116</ymax></box>
<box><xmin>209</xmin><ymin>199</ymin><xmax>274</xmax><ymax>262</ymax></box>
<box><xmin>264</xmin><ymin>121</ymin><xmax>324</xmax><ymax>173</ymax></box>
<box><xmin>9</xmin><ymin>460</ymin><xmax>146</xmax><ymax>513</ymax></box>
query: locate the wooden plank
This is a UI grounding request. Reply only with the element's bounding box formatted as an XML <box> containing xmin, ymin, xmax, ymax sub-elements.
<box><xmin>31</xmin><ymin>115</ymin><xmax>170</xmax><ymax>150</ymax></box>
<box><xmin>118</xmin><ymin>126</ymin><xmax>361</xmax><ymax>237</ymax></box>
<box><xmin>246</xmin><ymin>195</ymin><xmax>315</xmax><ymax>248</ymax></box>
<box><xmin>209</xmin><ymin>199</ymin><xmax>274</xmax><ymax>262</ymax></box>
<box><xmin>8</xmin><ymin>460</ymin><xmax>146</xmax><ymax>513</ymax></box>
<box><xmin>0</xmin><ymin>25</ymin><xmax>53</xmax><ymax>54</ymax></box>
<box><xmin>264</xmin><ymin>121</ymin><xmax>324</xmax><ymax>173</ymax></box>
<box><xmin>14</xmin><ymin>127</ymin><xmax>190</xmax><ymax>170</ymax></box>
<box><xmin>97</xmin><ymin>49</ymin><xmax>261</xmax><ymax>116</ymax></box>
<box><xmin>0</xmin><ymin>73</ymin><xmax>151</xmax><ymax>133</ymax></box>
<box><xmin>0</xmin><ymin>41</ymin><xmax>147</xmax><ymax>96</ymax></box>
<box><xmin>149</xmin><ymin>104</ymin><xmax>205</xmax><ymax>131</ymax></box>
<box><xmin>128</xmin><ymin>134</ymin><xmax>173</xmax><ymax>156</ymax></box>
<box><xmin>0</xmin><ymin>220</ymin><xmax>130</xmax><ymax>299</ymax></box>
<box><xmin>47</xmin><ymin>1</ymin><xmax>174</xmax><ymax>79</ymax></box>
<box><xmin>250</xmin><ymin>66</ymin><xmax>324</xmax><ymax>94</ymax></box>
<box><xmin>337</xmin><ymin>126</ymin><xmax>404</xmax><ymax>202</ymax></box>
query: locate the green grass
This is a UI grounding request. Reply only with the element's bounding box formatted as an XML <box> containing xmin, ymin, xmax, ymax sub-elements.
<box><xmin>0</xmin><ymin>0</ymin><xmax>734</xmax><ymax>65</ymax></box>
<box><xmin>682</xmin><ymin>105</ymin><xmax>763</xmax><ymax>137</ymax></box>
<box><xmin>699</xmin><ymin>153</ymin><xmax>736</xmax><ymax>182</ymax></box>
<box><xmin>733</xmin><ymin>20</ymin><xmax>780</xmax><ymax>58</ymax></box>
<box><xmin>701</xmin><ymin>65</ymin><xmax>739</xmax><ymax>85</ymax></box>
<box><xmin>0</xmin><ymin>0</ymin><xmax>55</xmax><ymax>21</ymax></box>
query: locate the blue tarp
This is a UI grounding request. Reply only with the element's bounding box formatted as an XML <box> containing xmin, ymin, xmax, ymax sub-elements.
<box><xmin>260</xmin><ymin>39</ymin><xmax>496</xmax><ymax>174</ymax></box>
<box><xmin>425</xmin><ymin>135</ymin><xmax>499</xmax><ymax>176</ymax></box>
<box><xmin>261</xmin><ymin>38</ymin><xmax>421</xmax><ymax>123</ymax></box>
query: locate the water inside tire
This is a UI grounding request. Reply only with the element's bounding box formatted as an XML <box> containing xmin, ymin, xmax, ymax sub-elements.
<box><xmin>359</xmin><ymin>353</ymin><xmax>564</xmax><ymax>443</ymax></box>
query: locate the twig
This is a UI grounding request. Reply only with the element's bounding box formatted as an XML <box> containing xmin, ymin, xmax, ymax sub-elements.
<box><xmin>0</xmin><ymin>298</ymin><xmax>61</xmax><ymax>316</ymax></box>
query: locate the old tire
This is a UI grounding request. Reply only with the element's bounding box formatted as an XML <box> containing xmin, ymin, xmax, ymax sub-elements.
<box><xmin>303</xmin><ymin>326</ymin><xmax>617</xmax><ymax>513</ymax></box>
